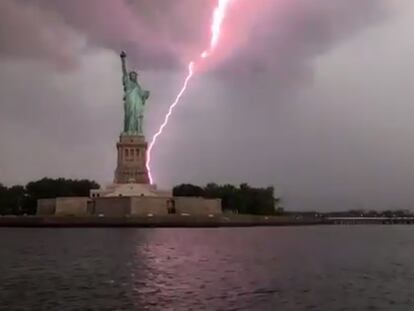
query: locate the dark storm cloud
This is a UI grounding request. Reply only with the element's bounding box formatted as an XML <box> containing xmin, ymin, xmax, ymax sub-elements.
<box><xmin>0</xmin><ymin>0</ymin><xmax>82</xmax><ymax>69</ymax></box>
<box><xmin>1</xmin><ymin>0</ymin><xmax>214</xmax><ymax>69</ymax></box>
<box><xmin>1</xmin><ymin>0</ymin><xmax>386</xmax><ymax>70</ymax></box>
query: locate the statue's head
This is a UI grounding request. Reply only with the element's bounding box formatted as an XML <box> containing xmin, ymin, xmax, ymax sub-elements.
<box><xmin>129</xmin><ymin>71</ymin><xmax>138</xmax><ymax>81</ymax></box>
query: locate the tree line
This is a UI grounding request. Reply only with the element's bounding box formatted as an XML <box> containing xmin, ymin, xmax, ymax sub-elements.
<box><xmin>0</xmin><ymin>179</ymin><xmax>278</xmax><ymax>216</ymax></box>
<box><xmin>173</xmin><ymin>183</ymin><xmax>277</xmax><ymax>215</ymax></box>
<box><xmin>0</xmin><ymin>178</ymin><xmax>99</xmax><ymax>215</ymax></box>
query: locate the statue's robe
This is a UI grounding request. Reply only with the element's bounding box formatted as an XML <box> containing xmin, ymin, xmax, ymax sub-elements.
<box><xmin>123</xmin><ymin>75</ymin><xmax>149</xmax><ymax>134</ymax></box>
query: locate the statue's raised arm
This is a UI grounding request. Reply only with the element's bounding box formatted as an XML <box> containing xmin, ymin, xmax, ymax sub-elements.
<box><xmin>120</xmin><ymin>51</ymin><xmax>128</xmax><ymax>81</ymax></box>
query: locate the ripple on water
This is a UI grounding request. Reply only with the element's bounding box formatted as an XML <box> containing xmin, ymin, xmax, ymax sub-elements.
<box><xmin>1</xmin><ymin>226</ymin><xmax>414</xmax><ymax>310</ymax></box>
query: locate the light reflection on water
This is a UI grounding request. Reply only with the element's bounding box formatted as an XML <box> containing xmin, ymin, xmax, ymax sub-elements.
<box><xmin>1</xmin><ymin>226</ymin><xmax>414</xmax><ymax>310</ymax></box>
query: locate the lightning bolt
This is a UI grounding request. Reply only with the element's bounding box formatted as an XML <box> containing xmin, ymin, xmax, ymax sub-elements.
<box><xmin>146</xmin><ymin>0</ymin><xmax>233</xmax><ymax>184</ymax></box>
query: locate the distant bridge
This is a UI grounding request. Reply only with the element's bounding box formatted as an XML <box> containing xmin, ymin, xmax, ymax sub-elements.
<box><xmin>326</xmin><ymin>217</ymin><xmax>414</xmax><ymax>225</ymax></box>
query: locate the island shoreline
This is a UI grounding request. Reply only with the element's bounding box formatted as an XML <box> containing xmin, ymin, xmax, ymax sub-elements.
<box><xmin>0</xmin><ymin>215</ymin><xmax>327</xmax><ymax>228</ymax></box>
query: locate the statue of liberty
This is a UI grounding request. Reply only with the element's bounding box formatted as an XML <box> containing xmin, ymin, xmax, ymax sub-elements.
<box><xmin>120</xmin><ymin>51</ymin><xmax>150</xmax><ymax>135</ymax></box>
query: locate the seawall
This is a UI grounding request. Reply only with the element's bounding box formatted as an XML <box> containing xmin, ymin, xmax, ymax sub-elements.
<box><xmin>0</xmin><ymin>215</ymin><xmax>327</xmax><ymax>228</ymax></box>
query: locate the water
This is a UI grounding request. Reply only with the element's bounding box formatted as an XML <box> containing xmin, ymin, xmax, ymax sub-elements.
<box><xmin>1</xmin><ymin>226</ymin><xmax>414</xmax><ymax>310</ymax></box>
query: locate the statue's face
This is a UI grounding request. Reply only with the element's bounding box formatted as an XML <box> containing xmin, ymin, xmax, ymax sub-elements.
<box><xmin>129</xmin><ymin>71</ymin><xmax>138</xmax><ymax>81</ymax></box>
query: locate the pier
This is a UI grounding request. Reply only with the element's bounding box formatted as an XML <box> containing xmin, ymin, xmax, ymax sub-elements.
<box><xmin>326</xmin><ymin>217</ymin><xmax>414</xmax><ymax>225</ymax></box>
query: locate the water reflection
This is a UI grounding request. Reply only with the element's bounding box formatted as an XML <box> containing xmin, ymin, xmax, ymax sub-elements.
<box><xmin>1</xmin><ymin>227</ymin><xmax>414</xmax><ymax>310</ymax></box>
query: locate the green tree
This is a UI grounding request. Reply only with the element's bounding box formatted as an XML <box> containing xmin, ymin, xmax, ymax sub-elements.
<box><xmin>173</xmin><ymin>184</ymin><xmax>204</xmax><ymax>197</ymax></box>
<box><xmin>0</xmin><ymin>184</ymin><xmax>26</xmax><ymax>215</ymax></box>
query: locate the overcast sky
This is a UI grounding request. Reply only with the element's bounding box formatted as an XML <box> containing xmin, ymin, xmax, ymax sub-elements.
<box><xmin>1</xmin><ymin>0</ymin><xmax>413</xmax><ymax>210</ymax></box>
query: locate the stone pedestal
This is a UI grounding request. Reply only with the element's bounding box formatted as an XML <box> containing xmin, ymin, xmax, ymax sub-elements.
<box><xmin>114</xmin><ymin>134</ymin><xmax>150</xmax><ymax>184</ymax></box>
